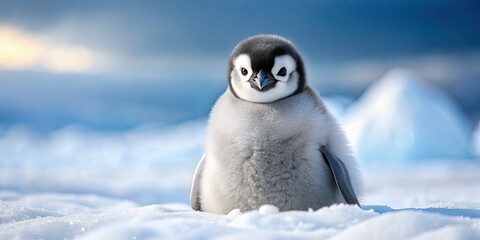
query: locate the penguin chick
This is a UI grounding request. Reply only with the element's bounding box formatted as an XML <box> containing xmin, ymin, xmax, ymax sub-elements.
<box><xmin>190</xmin><ymin>35</ymin><xmax>363</xmax><ymax>214</ymax></box>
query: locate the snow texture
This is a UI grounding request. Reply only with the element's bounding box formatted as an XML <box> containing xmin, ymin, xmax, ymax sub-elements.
<box><xmin>2</xmin><ymin>191</ymin><xmax>480</xmax><ymax>239</ymax></box>
<box><xmin>343</xmin><ymin>68</ymin><xmax>471</xmax><ymax>163</ymax></box>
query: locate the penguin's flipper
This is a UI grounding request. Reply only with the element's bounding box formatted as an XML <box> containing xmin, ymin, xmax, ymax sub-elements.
<box><xmin>320</xmin><ymin>146</ymin><xmax>360</xmax><ymax>206</ymax></box>
<box><xmin>190</xmin><ymin>154</ymin><xmax>206</xmax><ymax>211</ymax></box>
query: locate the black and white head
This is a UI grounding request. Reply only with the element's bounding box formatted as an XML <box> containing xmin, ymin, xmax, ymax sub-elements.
<box><xmin>228</xmin><ymin>35</ymin><xmax>306</xmax><ymax>103</ymax></box>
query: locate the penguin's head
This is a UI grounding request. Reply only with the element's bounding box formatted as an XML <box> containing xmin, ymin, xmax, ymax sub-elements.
<box><xmin>228</xmin><ymin>35</ymin><xmax>306</xmax><ymax>103</ymax></box>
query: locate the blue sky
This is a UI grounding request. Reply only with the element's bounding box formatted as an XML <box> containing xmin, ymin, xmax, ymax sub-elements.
<box><xmin>0</xmin><ymin>0</ymin><xmax>479</xmax><ymax>131</ymax></box>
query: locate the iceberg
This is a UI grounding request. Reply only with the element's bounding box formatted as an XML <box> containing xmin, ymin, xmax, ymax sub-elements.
<box><xmin>473</xmin><ymin>121</ymin><xmax>480</xmax><ymax>157</ymax></box>
<box><xmin>343</xmin><ymin>68</ymin><xmax>471</xmax><ymax>163</ymax></box>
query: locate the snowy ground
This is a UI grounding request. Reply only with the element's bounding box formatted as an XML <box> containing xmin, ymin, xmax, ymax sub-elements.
<box><xmin>2</xmin><ymin>167</ymin><xmax>480</xmax><ymax>240</ymax></box>
<box><xmin>2</xmin><ymin>193</ymin><xmax>480</xmax><ymax>240</ymax></box>
<box><xmin>1</xmin><ymin>122</ymin><xmax>480</xmax><ymax>239</ymax></box>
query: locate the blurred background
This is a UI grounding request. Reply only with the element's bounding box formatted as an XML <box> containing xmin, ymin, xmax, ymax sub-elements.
<box><xmin>1</xmin><ymin>0</ymin><xmax>479</xmax><ymax>206</ymax></box>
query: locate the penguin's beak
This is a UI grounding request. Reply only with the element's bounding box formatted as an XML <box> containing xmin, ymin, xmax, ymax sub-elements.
<box><xmin>254</xmin><ymin>70</ymin><xmax>270</xmax><ymax>89</ymax></box>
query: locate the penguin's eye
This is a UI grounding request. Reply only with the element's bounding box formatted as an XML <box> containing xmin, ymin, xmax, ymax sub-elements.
<box><xmin>241</xmin><ymin>68</ymin><xmax>248</xmax><ymax>76</ymax></box>
<box><xmin>272</xmin><ymin>55</ymin><xmax>295</xmax><ymax>82</ymax></box>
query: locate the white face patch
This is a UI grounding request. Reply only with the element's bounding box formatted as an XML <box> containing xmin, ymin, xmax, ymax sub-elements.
<box><xmin>230</xmin><ymin>70</ymin><xmax>300</xmax><ymax>103</ymax></box>
<box><xmin>271</xmin><ymin>55</ymin><xmax>296</xmax><ymax>82</ymax></box>
<box><xmin>232</xmin><ymin>54</ymin><xmax>252</xmax><ymax>82</ymax></box>
<box><xmin>230</xmin><ymin>53</ymin><xmax>300</xmax><ymax>103</ymax></box>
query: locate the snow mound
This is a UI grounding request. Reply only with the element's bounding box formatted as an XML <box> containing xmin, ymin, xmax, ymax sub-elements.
<box><xmin>344</xmin><ymin>68</ymin><xmax>471</xmax><ymax>163</ymax></box>
<box><xmin>2</xmin><ymin>194</ymin><xmax>479</xmax><ymax>240</ymax></box>
<box><xmin>0</xmin><ymin>120</ymin><xmax>205</xmax><ymax>204</ymax></box>
<box><xmin>333</xmin><ymin>210</ymin><xmax>480</xmax><ymax>240</ymax></box>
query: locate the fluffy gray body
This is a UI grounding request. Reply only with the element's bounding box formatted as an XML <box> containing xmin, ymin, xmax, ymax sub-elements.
<box><xmin>190</xmin><ymin>35</ymin><xmax>362</xmax><ymax>214</ymax></box>
<box><xmin>199</xmin><ymin>87</ymin><xmax>361</xmax><ymax>214</ymax></box>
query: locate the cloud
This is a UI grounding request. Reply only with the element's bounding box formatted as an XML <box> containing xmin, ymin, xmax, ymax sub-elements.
<box><xmin>45</xmin><ymin>45</ymin><xmax>93</xmax><ymax>73</ymax></box>
<box><xmin>1</xmin><ymin>1</ymin><xmax>479</xmax><ymax>80</ymax></box>
<box><xmin>0</xmin><ymin>25</ymin><xmax>99</xmax><ymax>74</ymax></box>
<box><xmin>0</xmin><ymin>26</ymin><xmax>42</xmax><ymax>69</ymax></box>
<box><xmin>0</xmin><ymin>24</ymin><xmax>224</xmax><ymax>78</ymax></box>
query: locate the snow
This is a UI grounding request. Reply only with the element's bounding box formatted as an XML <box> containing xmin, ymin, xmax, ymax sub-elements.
<box><xmin>2</xmin><ymin>192</ymin><xmax>480</xmax><ymax>239</ymax></box>
<box><xmin>343</xmin><ymin>68</ymin><xmax>471</xmax><ymax>163</ymax></box>
<box><xmin>2</xmin><ymin>68</ymin><xmax>480</xmax><ymax>239</ymax></box>
<box><xmin>0</xmin><ymin>121</ymin><xmax>205</xmax><ymax>204</ymax></box>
